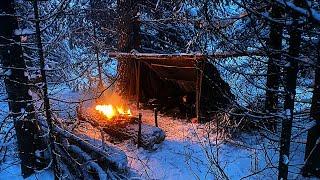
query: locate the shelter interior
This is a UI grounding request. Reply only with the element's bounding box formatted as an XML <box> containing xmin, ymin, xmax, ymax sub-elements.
<box><xmin>110</xmin><ymin>52</ymin><xmax>234</xmax><ymax>122</ymax></box>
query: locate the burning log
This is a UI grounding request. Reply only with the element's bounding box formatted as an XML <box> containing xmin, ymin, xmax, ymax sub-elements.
<box><xmin>77</xmin><ymin>106</ymin><xmax>166</xmax><ymax>150</ymax></box>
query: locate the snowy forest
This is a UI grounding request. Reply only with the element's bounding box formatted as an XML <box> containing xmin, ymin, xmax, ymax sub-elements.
<box><xmin>0</xmin><ymin>0</ymin><xmax>320</xmax><ymax>179</ymax></box>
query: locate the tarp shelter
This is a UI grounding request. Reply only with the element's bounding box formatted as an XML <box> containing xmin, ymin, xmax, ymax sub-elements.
<box><xmin>109</xmin><ymin>52</ymin><xmax>234</xmax><ymax>122</ymax></box>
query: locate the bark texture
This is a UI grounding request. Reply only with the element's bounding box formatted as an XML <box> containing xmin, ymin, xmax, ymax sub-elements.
<box><xmin>265</xmin><ymin>2</ymin><xmax>283</xmax><ymax>130</ymax></box>
<box><xmin>0</xmin><ymin>0</ymin><xmax>41</xmax><ymax>177</ymax></box>
<box><xmin>278</xmin><ymin>1</ymin><xmax>304</xmax><ymax>178</ymax></box>
<box><xmin>117</xmin><ymin>0</ymin><xmax>141</xmax><ymax>98</ymax></box>
<box><xmin>302</xmin><ymin>40</ymin><xmax>320</xmax><ymax>178</ymax></box>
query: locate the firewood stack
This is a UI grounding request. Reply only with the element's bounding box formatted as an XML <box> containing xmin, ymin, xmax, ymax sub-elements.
<box><xmin>53</xmin><ymin>124</ymin><xmax>128</xmax><ymax>179</ymax></box>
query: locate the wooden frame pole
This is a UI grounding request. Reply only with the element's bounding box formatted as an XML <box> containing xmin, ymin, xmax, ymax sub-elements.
<box><xmin>196</xmin><ymin>60</ymin><xmax>205</xmax><ymax>123</ymax></box>
<box><xmin>199</xmin><ymin>61</ymin><xmax>205</xmax><ymax>120</ymax></box>
<box><xmin>196</xmin><ymin>63</ymin><xmax>200</xmax><ymax>122</ymax></box>
<box><xmin>136</xmin><ymin>61</ymin><xmax>141</xmax><ymax>109</ymax></box>
<box><xmin>137</xmin><ymin>113</ymin><xmax>142</xmax><ymax>148</ymax></box>
<box><xmin>154</xmin><ymin>108</ymin><xmax>158</xmax><ymax>127</ymax></box>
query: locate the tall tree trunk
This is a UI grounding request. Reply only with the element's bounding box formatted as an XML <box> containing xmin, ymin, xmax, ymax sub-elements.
<box><xmin>117</xmin><ymin>0</ymin><xmax>141</xmax><ymax>52</ymax></box>
<box><xmin>32</xmin><ymin>1</ymin><xmax>59</xmax><ymax>179</ymax></box>
<box><xmin>117</xmin><ymin>0</ymin><xmax>141</xmax><ymax>98</ymax></box>
<box><xmin>278</xmin><ymin>1</ymin><xmax>304</xmax><ymax>179</ymax></box>
<box><xmin>89</xmin><ymin>0</ymin><xmax>103</xmax><ymax>89</ymax></box>
<box><xmin>0</xmin><ymin>0</ymin><xmax>41</xmax><ymax>177</ymax></box>
<box><xmin>93</xmin><ymin>25</ymin><xmax>103</xmax><ymax>89</ymax></box>
<box><xmin>302</xmin><ymin>39</ymin><xmax>320</xmax><ymax>177</ymax></box>
<box><xmin>265</xmin><ymin>2</ymin><xmax>283</xmax><ymax>131</ymax></box>
<box><xmin>310</xmin><ymin>41</ymin><xmax>320</xmax><ymax>126</ymax></box>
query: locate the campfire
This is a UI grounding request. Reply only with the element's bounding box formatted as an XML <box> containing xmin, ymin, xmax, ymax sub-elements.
<box><xmin>77</xmin><ymin>92</ymin><xmax>166</xmax><ymax>150</ymax></box>
<box><xmin>90</xmin><ymin>93</ymin><xmax>134</xmax><ymax>124</ymax></box>
<box><xmin>95</xmin><ymin>104</ymin><xmax>132</xmax><ymax>120</ymax></box>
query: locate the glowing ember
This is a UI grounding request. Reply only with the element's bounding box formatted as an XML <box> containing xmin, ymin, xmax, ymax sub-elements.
<box><xmin>95</xmin><ymin>104</ymin><xmax>132</xmax><ymax>120</ymax></box>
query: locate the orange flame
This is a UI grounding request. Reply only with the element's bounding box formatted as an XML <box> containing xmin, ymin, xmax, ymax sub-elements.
<box><xmin>93</xmin><ymin>92</ymin><xmax>132</xmax><ymax>120</ymax></box>
<box><xmin>95</xmin><ymin>104</ymin><xmax>132</xmax><ymax>120</ymax></box>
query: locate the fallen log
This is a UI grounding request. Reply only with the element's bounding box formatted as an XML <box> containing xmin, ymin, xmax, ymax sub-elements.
<box><xmin>68</xmin><ymin>145</ymin><xmax>108</xmax><ymax>179</ymax></box>
<box><xmin>102</xmin><ymin>122</ymin><xmax>166</xmax><ymax>150</ymax></box>
<box><xmin>77</xmin><ymin>107</ymin><xmax>166</xmax><ymax>150</ymax></box>
<box><xmin>55</xmin><ymin>144</ymin><xmax>84</xmax><ymax>178</ymax></box>
<box><xmin>55</xmin><ymin>134</ymin><xmax>126</xmax><ymax>179</ymax></box>
<box><xmin>54</xmin><ymin>124</ymin><xmax>128</xmax><ymax>172</ymax></box>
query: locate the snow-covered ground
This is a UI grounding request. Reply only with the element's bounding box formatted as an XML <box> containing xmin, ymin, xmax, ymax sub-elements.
<box><xmin>0</xmin><ymin>90</ymin><xmax>54</xmax><ymax>180</ymax></box>
<box><xmin>76</xmin><ymin>105</ymin><xmax>279</xmax><ymax>179</ymax></box>
<box><xmin>76</xmin><ymin>103</ymin><xmax>316</xmax><ymax>179</ymax></box>
<box><xmin>116</xmin><ymin>108</ymin><xmax>276</xmax><ymax>179</ymax></box>
<box><xmin>0</xmin><ymin>88</ymin><xmax>315</xmax><ymax>179</ymax></box>
<box><xmin>0</xmin><ymin>164</ymin><xmax>53</xmax><ymax>180</ymax></box>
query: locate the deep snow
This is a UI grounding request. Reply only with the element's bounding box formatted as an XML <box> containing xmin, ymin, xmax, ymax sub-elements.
<box><xmin>0</xmin><ymin>88</ymin><xmax>316</xmax><ymax>179</ymax></box>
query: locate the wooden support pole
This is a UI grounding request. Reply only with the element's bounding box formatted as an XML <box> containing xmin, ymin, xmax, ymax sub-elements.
<box><xmin>100</xmin><ymin>128</ymin><xmax>105</xmax><ymax>150</ymax></box>
<box><xmin>136</xmin><ymin>61</ymin><xmax>141</xmax><ymax>109</ymax></box>
<box><xmin>154</xmin><ymin>108</ymin><xmax>158</xmax><ymax>127</ymax></box>
<box><xmin>196</xmin><ymin>60</ymin><xmax>205</xmax><ymax>123</ymax></box>
<box><xmin>137</xmin><ymin>113</ymin><xmax>142</xmax><ymax>148</ymax></box>
<box><xmin>196</xmin><ymin>64</ymin><xmax>200</xmax><ymax>123</ymax></box>
<box><xmin>199</xmin><ymin>61</ymin><xmax>205</xmax><ymax>120</ymax></box>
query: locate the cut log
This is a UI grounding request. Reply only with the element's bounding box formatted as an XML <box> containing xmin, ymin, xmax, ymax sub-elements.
<box><xmin>54</xmin><ymin>124</ymin><xmax>128</xmax><ymax>172</ymax></box>
<box><xmin>55</xmin><ymin>144</ymin><xmax>84</xmax><ymax>178</ymax></box>
<box><xmin>102</xmin><ymin>122</ymin><xmax>166</xmax><ymax>150</ymax></box>
<box><xmin>68</xmin><ymin>145</ymin><xmax>108</xmax><ymax>180</ymax></box>
<box><xmin>77</xmin><ymin>107</ymin><xmax>166</xmax><ymax>150</ymax></box>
